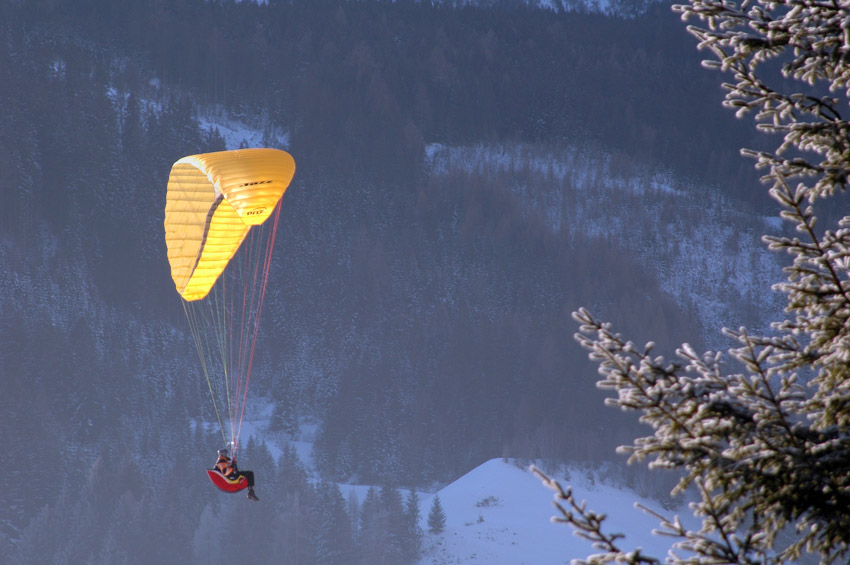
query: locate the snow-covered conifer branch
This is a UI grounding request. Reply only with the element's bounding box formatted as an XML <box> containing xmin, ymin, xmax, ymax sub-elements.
<box><xmin>532</xmin><ymin>466</ymin><xmax>662</xmax><ymax>565</ymax></box>
<box><xmin>541</xmin><ymin>1</ymin><xmax>850</xmax><ymax>562</ymax></box>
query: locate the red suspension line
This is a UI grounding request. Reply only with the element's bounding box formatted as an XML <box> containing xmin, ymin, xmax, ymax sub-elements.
<box><xmin>234</xmin><ymin>228</ymin><xmax>253</xmax><ymax>446</ymax></box>
<box><xmin>235</xmin><ymin>202</ymin><xmax>282</xmax><ymax>446</ymax></box>
<box><xmin>234</xmin><ymin>228</ymin><xmax>259</xmax><ymax>447</ymax></box>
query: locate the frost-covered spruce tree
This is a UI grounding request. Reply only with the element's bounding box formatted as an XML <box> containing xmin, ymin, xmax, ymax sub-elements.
<box><xmin>536</xmin><ymin>1</ymin><xmax>850</xmax><ymax>563</ymax></box>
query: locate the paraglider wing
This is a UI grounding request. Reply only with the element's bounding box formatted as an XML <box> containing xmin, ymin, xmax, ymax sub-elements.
<box><xmin>164</xmin><ymin>148</ymin><xmax>296</xmax><ymax>301</ymax></box>
<box><xmin>164</xmin><ymin>147</ymin><xmax>296</xmax><ymax>464</ymax></box>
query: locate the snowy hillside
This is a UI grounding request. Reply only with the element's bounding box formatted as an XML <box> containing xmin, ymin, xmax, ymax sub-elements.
<box><xmin>416</xmin><ymin>459</ymin><xmax>681</xmax><ymax>565</ymax></box>
<box><xmin>236</xmin><ymin>402</ymin><xmax>683</xmax><ymax>564</ymax></box>
<box><xmin>196</xmin><ymin>111</ymin><xmax>783</xmax><ymax>347</ymax></box>
<box><xmin>425</xmin><ymin>142</ymin><xmax>784</xmax><ymax>346</ymax></box>
<box><xmin>6</xmin><ymin>3</ymin><xmax>810</xmax><ymax>562</ymax></box>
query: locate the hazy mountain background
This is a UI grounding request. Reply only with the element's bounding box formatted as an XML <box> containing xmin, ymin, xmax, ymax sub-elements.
<box><xmin>0</xmin><ymin>0</ymin><xmax>783</xmax><ymax>562</ymax></box>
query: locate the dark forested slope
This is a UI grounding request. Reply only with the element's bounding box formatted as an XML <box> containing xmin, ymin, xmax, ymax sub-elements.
<box><xmin>1</xmin><ymin>1</ymin><xmax>763</xmax><ymax>562</ymax></box>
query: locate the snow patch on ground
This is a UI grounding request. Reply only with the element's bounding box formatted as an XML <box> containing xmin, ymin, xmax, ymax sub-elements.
<box><xmin>103</xmin><ymin>83</ymin><xmax>289</xmax><ymax>153</ymax></box>
<box><xmin>198</xmin><ymin>114</ymin><xmax>290</xmax><ymax>151</ymax></box>
<box><xmin>238</xmin><ymin>399</ymin><xmax>316</xmax><ymax>467</ymax></box>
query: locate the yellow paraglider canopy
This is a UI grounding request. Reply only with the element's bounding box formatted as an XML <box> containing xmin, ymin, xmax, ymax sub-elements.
<box><xmin>164</xmin><ymin>148</ymin><xmax>296</xmax><ymax>301</ymax></box>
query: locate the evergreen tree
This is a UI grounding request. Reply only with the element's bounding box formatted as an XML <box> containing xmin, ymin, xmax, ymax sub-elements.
<box><xmin>379</xmin><ymin>486</ymin><xmax>406</xmax><ymax>564</ymax></box>
<box><xmin>403</xmin><ymin>488</ymin><xmax>424</xmax><ymax>562</ymax></box>
<box><xmin>538</xmin><ymin>1</ymin><xmax>850</xmax><ymax>563</ymax></box>
<box><xmin>270</xmin><ymin>444</ymin><xmax>318</xmax><ymax>563</ymax></box>
<box><xmin>427</xmin><ymin>495</ymin><xmax>446</xmax><ymax>535</ymax></box>
<box><xmin>314</xmin><ymin>481</ymin><xmax>355</xmax><ymax>565</ymax></box>
<box><xmin>191</xmin><ymin>504</ymin><xmax>223</xmax><ymax>563</ymax></box>
<box><xmin>357</xmin><ymin>487</ymin><xmax>387</xmax><ymax>564</ymax></box>
<box><xmin>347</xmin><ymin>489</ymin><xmax>361</xmax><ymax>547</ymax></box>
<box><xmin>269</xmin><ymin>377</ymin><xmax>299</xmax><ymax>435</ymax></box>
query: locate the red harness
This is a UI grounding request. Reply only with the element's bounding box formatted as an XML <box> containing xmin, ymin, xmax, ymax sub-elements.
<box><xmin>207</xmin><ymin>469</ymin><xmax>249</xmax><ymax>492</ymax></box>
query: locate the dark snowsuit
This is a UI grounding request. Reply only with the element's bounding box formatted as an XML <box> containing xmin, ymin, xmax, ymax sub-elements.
<box><xmin>215</xmin><ymin>455</ymin><xmax>255</xmax><ymax>487</ymax></box>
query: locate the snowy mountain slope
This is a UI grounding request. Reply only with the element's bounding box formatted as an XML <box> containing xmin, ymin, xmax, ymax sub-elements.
<box><xmin>235</xmin><ymin>402</ymin><xmax>686</xmax><ymax>564</ymax></box>
<box><xmin>335</xmin><ymin>0</ymin><xmax>660</xmax><ymax>16</ymax></box>
<box><xmin>197</xmin><ymin>113</ymin><xmax>783</xmax><ymax>346</ymax></box>
<box><xmin>426</xmin><ymin>142</ymin><xmax>784</xmax><ymax>347</ymax></box>
<box><xmin>238</xmin><ymin>0</ymin><xmax>628</xmax><ymax>15</ymax></box>
<box><xmin>417</xmin><ymin>458</ymin><xmax>684</xmax><ymax>565</ymax></box>
<box><xmin>189</xmin><ymin>118</ymin><xmax>776</xmax><ymax>563</ymax></box>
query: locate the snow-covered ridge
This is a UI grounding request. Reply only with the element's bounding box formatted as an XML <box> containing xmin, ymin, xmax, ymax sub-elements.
<box><xmin>419</xmin><ymin>458</ymin><xmax>687</xmax><ymax>564</ymax></box>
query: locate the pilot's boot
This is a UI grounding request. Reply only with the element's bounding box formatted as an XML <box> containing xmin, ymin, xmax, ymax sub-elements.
<box><xmin>247</xmin><ymin>488</ymin><xmax>259</xmax><ymax>501</ymax></box>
